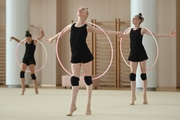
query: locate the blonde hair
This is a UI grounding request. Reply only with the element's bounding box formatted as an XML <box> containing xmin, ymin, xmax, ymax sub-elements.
<box><xmin>81</xmin><ymin>6</ymin><xmax>89</xmax><ymax>19</ymax></box>
<box><xmin>85</xmin><ymin>7</ymin><xmax>89</xmax><ymax>15</ymax></box>
<box><xmin>81</xmin><ymin>6</ymin><xmax>89</xmax><ymax>15</ymax></box>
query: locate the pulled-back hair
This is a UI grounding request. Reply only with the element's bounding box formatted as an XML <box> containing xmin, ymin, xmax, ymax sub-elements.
<box><xmin>137</xmin><ymin>13</ymin><xmax>144</xmax><ymax>24</ymax></box>
<box><xmin>85</xmin><ymin>7</ymin><xmax>89</xmax><ymax>15</ymax></box>
<box><xmin>25</xmin><ymin>30</ymin><xmax>32</xmax><ymax>37</ymax></box>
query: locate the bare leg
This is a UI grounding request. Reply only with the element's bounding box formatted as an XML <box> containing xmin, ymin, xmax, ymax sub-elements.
<box><xmin>85</xmin><ymin>84</ymin><xmax>92</xmax><ymax>115</ymax></box>
<box><xmin>33</xmin><ymin>80</ymin><xmax>39</xmax><ymax>94</ymax></box>
<box><xmin>20</xmin><ymin>63</ymin><xmax>27</xmax><ymax>95</ymax></box>
<box><xmin>67</xmin><ymin>63</ymin><xmax>81</xmax><ymax>116</ymax></box>
<box><xmin>140</xmin><ymin>61</ymin><xmax>148</xmax><ymax>104</ymax></box>
<box><xmin>83</xmin><ymin>61</ymin><xmax>92</xmax><ymax>115</ymax></box>
<box><xmin>130</xmin><ymin>62</ymin><xmax>138</xmax><ymax>105</ymax></box>
<box><xmin>21</xmin><ymin>78</ymin><xmax>25</xmax><ymax>95</ymax></box>
<box><xmin>29</xmin><ymin>64</ymin><xmax>39</xmax><ymax>94</ymax></box>
<box><xmin>130</xmin><ymin>81</ymin><xmax>136</xmax><ymax>105</ymax></box>
<box><xmin>143</xmin><ymin>80</ymin><xmax>148</xmax><ymax>104</ymax></box>
<box><xmin>67</xmin><ymin>86</ymin><xmax>79</xmax><ymax>116</ymax></box>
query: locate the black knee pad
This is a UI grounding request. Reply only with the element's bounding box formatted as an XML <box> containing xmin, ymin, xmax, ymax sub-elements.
<box><xmin>70</xmin><ymin>76</ymin><xmax>79</xmax><ymax>86</ymax></box>
<box><xmin>84</xmin><ymin>76</ymin><xmax>92</xmax><ymax>86</ymax></box>
<box><xmin>31</xmin><ymin>74</ymin><xmax>36</xmax><ymax>80</ymax></box>
<box><xmin>20</xmin><ymin>71</ymin><xmax>25</xmax><ymax>78</ymax></box>
<box><xmin>129</xmin><ymin>73</ymin><xmax>136</xmax><ymax>81</ymax></box>
<box><xmin>141</xmin><ymin>73</ymin><xmax>147</xmax><ymax>81</ymax></box>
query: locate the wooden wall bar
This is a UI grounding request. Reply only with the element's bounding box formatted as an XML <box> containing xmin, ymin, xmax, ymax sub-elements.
<box><xmin>73</xmin><ymin>19</ymin><xmax>130</xmax><ymax>88</ymax></box>
<box><xmin>0</xmin><ymin>0</ymin><xmax>5</xmax><ymax>84</ymax></box>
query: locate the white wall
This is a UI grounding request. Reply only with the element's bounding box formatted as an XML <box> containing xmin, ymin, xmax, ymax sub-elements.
<box><xmin>30</xmin><ymin>0</ymin><xmax>58</xmax><ymax>86</ymax></box>
<box><xmin>157</xmin><ymin>0</ymin><xmax>176</xmax><ymax>87</ymax></box>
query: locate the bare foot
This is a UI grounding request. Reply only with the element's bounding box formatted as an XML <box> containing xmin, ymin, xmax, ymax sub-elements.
<box><xmin>143</xmin><ymin>95</ymin><xmax>148</xmax><ymax>104</ymax></box>
<box><xmin>86</xmin><ymin>103</ymin><xmax>91</xmax><ymax>115</ymax></box>
<box><xmin>143</xmin><ymin>101</ymin><xmax>148</xmax><ymax>104</ymax></box>
<box><xmin>21</xmin><ymin>89</ymin><xmax>26</xmax><ymax>95</ymax></box>
<box><xmin>35</xmin><ymin>88</ymin><xmax>39</xmax><ymax>94</ymax></box>
<box><xmin>86</xmin><ymin>104</ymin><xmax>91</xmax><ymax>115</ymax></box>
<box><xmin>130</xmin><ymin>97</ymin><xmax>136</xmax><ymax>105</ymax></box>
<box><xmin>86</xmin><ymin>110</ymin><xmax>91</xmax><ymax>115</ymax></box>
<box><xmin>66</xmin><ymin>106</ymin><xmax>77</xmax><ymax>116</ymax></box>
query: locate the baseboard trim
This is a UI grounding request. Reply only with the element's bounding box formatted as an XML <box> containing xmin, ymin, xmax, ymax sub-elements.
<box><xmin>7</xmin><ymin>85</ymin><xmax>29</xmax><ymax>88</ymax></box>
<box><xmin>157</xmin><ymin>86</ymin><xmax>177</xmax><ymax>89</ymax></box>
<box><xmin>38</xmin><ymin>84</ymin><xmax>57</xmax><ymax>87</ymax></box>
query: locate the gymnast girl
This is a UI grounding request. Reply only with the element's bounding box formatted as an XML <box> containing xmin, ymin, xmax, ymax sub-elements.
<box><xmin>10</xmin><ymin>28</ymin><xmax>44</xmax><ymax>95</ymax></box>
<box><xmin>47</xmin><ymin>6</ymin><xmax>122</xmax><ymax>116</ymax></box>
<box><xmin>122</xmin><ymin>13</ymin><xmax>176</xmax><ymax>105</ymax></box>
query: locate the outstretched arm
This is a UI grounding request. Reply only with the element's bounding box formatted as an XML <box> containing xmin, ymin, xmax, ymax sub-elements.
<box><xmin>121</xmin><ymin>34</ymin><xmax>130</xmax><ymax>41</ymax></box>
<box><xmin>106</xmin><ymin>30</ymin><xmax>123</xmax><ymax>37</ymax></box>
<box><xmin>47</xmin><ymin>24</ymin><xmax>72</xmax><ymax>43</ymax></box>
<box><xmin>142</xmin><ymin>28</ymin><xmax>176</xmax><ymax>38</ymax></box>
<box><xmin>121</xmin><ymin>28</ymin><xmax>131</xmax><ymax>41</ymax></box>
<box><xmin>87</xmin><ymin>22</ymin><xmax>123</xmax><ymax>37</ymax></box>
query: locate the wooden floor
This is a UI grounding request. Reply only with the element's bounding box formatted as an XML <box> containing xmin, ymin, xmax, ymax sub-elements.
<box><xmin>0</xmin><ymin>86</ymin><xmax>179</xmax><ymax>120</ymax></box>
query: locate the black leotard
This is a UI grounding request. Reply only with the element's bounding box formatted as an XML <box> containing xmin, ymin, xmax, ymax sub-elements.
<box><xmin>70</xmin><ymin>23</ymin><xmax>93</xmax><ymax>63</ymax></box>
<box><xmin>128</xmin><ymin>28</ymin><xmax>148</xmax><ymax>62</ymax></box>
<box><xmin>22</xmin><ymin>40</ymin><xmax>36</xmax><ymax>65</ymax></box>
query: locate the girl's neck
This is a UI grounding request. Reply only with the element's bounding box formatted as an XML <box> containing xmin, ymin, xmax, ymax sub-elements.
<box><xmin>77</xmin><ymin>17</ymin><xmax>86</xmax><ymax>25</ymax></box>
<box><xmin>134</xmin><ymin>24</ymin><xmax>140</xmax><ymax>30</ymax></box>
<box><xmin>27</xmin><ymin>40</ymin><xmax>32</xmax><ymax>44</ymax></box>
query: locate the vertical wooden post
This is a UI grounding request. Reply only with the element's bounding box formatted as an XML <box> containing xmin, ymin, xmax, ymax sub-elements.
<box><xmin>114</xmin><ymin>18</ymin><xmax>117</xmax><ymax>88</ymax></box>
<box><xmin>92</xmin><ymin>19</ymin><xmax>97</xmax><ymax>76</ymax></box>
<box><xmin>117</xmin><ymin>18</ymin><xmax>121</xmax><ymax>88</ymax></box>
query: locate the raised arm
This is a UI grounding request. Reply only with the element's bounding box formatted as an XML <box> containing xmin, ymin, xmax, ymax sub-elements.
<box><xmin>47</xmin><ymin>23</ymin><xmax>72</xmax><ymax>43</ymax></box>
<box><xmin>10</xmin><ymin>36</ymin><xmax>26</xmax><ymax>44</ymax></box>
<box><xmin>36</xmin><ymin>29</ymin><xmax>45</xmax><ymax>40</ymax></box>
<box><xmin>142</xmin><ymin>28</ymin><xmax>176</xmax><ymax>38</ymax></box>
<box><xmin>28</xmin><ymin>28</ymin><xmax>45</xmax><ymax>45</ymax></box>
<box><xmin>33</xmin><ymin>29</ymin><xmax>45</xmax><ymax>45</ymax></box>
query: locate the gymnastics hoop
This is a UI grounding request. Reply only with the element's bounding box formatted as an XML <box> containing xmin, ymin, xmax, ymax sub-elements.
<box><xmin>120</xmin><ymin>27</ymin><xmax>159</xmax><ymax>71</ymax></box>
<box><xmin>56</xmin><ymin>22</ymin><xmax>114</xmax><ymax>80</ymax></box>
<box><xmin>15</xmin><ymin>38</ymin><xmax>48</xmax><ymax>73</ymax></box>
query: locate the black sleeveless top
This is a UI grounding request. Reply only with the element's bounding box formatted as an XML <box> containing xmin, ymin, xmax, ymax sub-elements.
<box><xmin>23</xmin><ymin>40</ymin><xmax>36</xmax><ymax>60</ymax></box>
<box><xmin>70</xmin><ymin>23</ymin><xmax>92</xmax><ymax>56</ymax></box>
<box><xmin>128</xmin><ymin>28</ymin><xmax>148</xmax><ymax>62</ymax></box>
